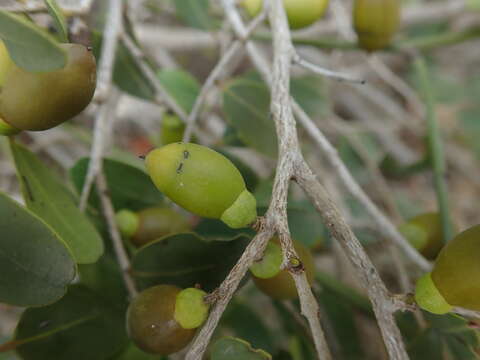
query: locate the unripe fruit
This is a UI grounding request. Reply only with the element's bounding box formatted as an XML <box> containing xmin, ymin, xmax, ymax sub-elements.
<box><xmin>145</xmin><ymin>143</ymin><xmax>257</xmax><ymax>229</ymax></box>
<box><xmin>132</xmin><ymin>207</ymin><xmax>190</xmax><ymax>247</ymax></box>
<box><xmin>116</xmin><ymin>209</ymin><xmax>140</xmax><ymax>239</ymax></box>
<box><xmin>242</xmin><ymin>0</ymin><xmax>329</xmax><ymax>30</ymax></box>
<box><xmin>353</xmin><ymin>0</ymin><xmax>401</xmax><ymax>51</ymax></box>
<box><xmin>160</xmin><ymin>113</ymin><xmax>185</xmax><ymax>145</ymax></box>
<box><xmin>251</xmin><ymin>237</ymin><xmax>315</xmax><ymax>299</ymax></box>
<box><xmin>0</xmin><ymin>43</ymin><xmax>96</xmax><ymax>131</ymax></box>
<box><xmin>398</xmin><ymin>212</ymin><xmax>445</xmax><ymax>260</ymax></box>
<box><xmin>0</xmin><ymin>41</ymin><xmax>13</xmax><ymax>87</ymax></box>
<box><xmin>127</xmin><ymin>284</ymin><xmax>209</xmax><ymax>355</ymax></box>
<box><xmin>415</xmin><ymin>225</ymin><xmax>480</xmax><ymax>314</ymax></box>
<box><xmin>0</xmin><ymin>117</ymin><xmax>20</xmax><ymax>136</ymax></box>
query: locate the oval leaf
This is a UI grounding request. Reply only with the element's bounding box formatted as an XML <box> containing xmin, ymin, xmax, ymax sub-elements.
<box><xmin>14</xmin><ymin>285</ymin><xmax>128</xmax><ymax>360</ymax></box>
<box><xmin>157</xmin><ymin>69</ymin><xmax>200</xmax><ymax>113</ymax></box>
<box><xmin>70</xmin><ymin>157</ymin><xmax>163</xmax><ymax>211</ymax></box>
<box><xmin>223</xmin><ymin>75</ymin><xmax>277</xmax><ymax>158</ymax></box>
<box><xmin>0</xmin><ymin>193</ymin><xmax>75</xmax><ymax>307</ymax></box>
<box><xmin>44</xmin><ymin>0</ymin><xmax>68</xmax><ymax>42</ymax></box>
<box><xmin>211</xmin><ymin>337</ymin><xmax>272</xmax><ymax>360</ymax></box>
<box><xmin>174</xmin><ymin>0</ymin><xmax>219</xmax><ymax>30</ymax></box>
<box><xmin>10</xmin><ymin>143</ymin><xmax>104</xmax><ymax>264</ymax></box>
<box><xmin>132</xmin><ymin>233</ymin><xmax>250</xmax><ymax>292</ymax></box>
<box><xmin>0</xmin><ymin>10</ymin><xmax>66</xmax><ymax>72</ymax></box>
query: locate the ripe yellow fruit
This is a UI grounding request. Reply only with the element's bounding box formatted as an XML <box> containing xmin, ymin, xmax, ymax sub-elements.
<box><xmin>353</xmin><ymin>0</ymin><xmax>401</xmax><ymax>51</ymax></box>
<box><xmin>0</xmin><ymin>43</ymin><xmax>96</xmax><ymax>131</ymax></box>
<box><xmin>242</xmin><ymin>0</ymin><xmax>330</xmax><ymax>30</ymax></box>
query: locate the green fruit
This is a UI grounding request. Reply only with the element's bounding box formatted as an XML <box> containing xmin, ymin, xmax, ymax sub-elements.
<box><xmin>399</xmin><ymin>212</ymin><xmax>445</xmax><ymax>260</ymax></box>
<box><xmin>353</xmin><ymin>0</ymin><xmax>401</xmax><ymax>51</ymax></box>
<box><xmin>0</xmin><ymin>117</ymin><xmax>20</xmax><ymax>136</ymax></box>
<box><xmin>116</xmin><ymin>209</ymin><xmax>140</xmax><ymax>239</ymax></box>
<box><xmin>160</xmin><ymin>113</ymin><xmax>185</xmax><ymax>145</ymax></box>
<box><xmin>0</xmin><ymin>43</ymin><xmax>96</xmax><ymax>131</ymax></box>
<box><xmin>415</xmin><ymin>225</ymin><xmax>480</xmax><ymax>314</ymax></box>
<box><xmin>145</xmin><ymin>143</ymin><xmax>257</xmax><ymax>229</ymax></box>
<box><xmin>174</xmin><ymin>288</ymin><xmax>209</xmax><ymax>329</ymax></box>
<box><xmin>250</xmin><ymin>241</ymin><xmax>283</xmax><ymax>279</ymax></box>
<box><xmin>131</xmin><ymin>207</ymin><xmax>190</xmax><ymax>247</ymax></box>
<box><xmin>0</xmin><ymin>41</ymin><xmax>13</xmax><ymax>87</ymax></box>
<box><xmin>127</xmin><ymin>285</ymin><xmax>198</xmax><ymax>355</ymax></box>
<box><xmin>252</xmin><ymin>237</ymin><xmax>315</xmax><ymax>299</ymax></box>
<box><xmin>242</xmin><ymin>0</ymin><xmax>329</xmax><ymax>30</ymax></box>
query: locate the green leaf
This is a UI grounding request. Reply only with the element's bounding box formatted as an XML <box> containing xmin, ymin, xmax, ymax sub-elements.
<box><xmin>288</xmin><ymin>201</ymin><xmax>327</xmax><ymax>248</ymax></box>
<box><xmin>44</xmin><ymin>0</ymin><xmax>68</xmax><ymax>42</ymax></box>
<box><xmin>0</xmin><ymin>193</ymin><xmax>75</xmax><ymax>307</ymax></box>
<box><xmin>0</xmin><ymin>10</ymin><xmax>67</xmax><ymax>72</ymax></box>
<box><xmin>112</xmin><ymin>342</ymin><xmax>166</xmax><ymax>360</ymax></box>
<box><xmin>174</xmin><ymin>0</ymin><xmax>218</xmax><ymax>30</ymax></box>
<box><xmin>291</xmin><ymin>76</ymin><xmax>328</xmax><ymax>118</ymax></box>
<box><xmin>318</xmin><ymin>290</ymin><xmax>364</xmax><ymax>360</ymax></box>
<box><xmin>132</xmin><ymin>233</ymin><xmax>250</xmax><ymax>292</ymax></box>
<box><xmin>193</xmin><ymin>218</ymin><xmax>255</xmax><ymax>241</ymax></box>
<box><xmin>70</xmin><ymin>157</ymin><xmax>163</xmax><ymax>212</ymax></box>
<box><xmin>10</xmin><ymin>143</ymin><xmax>104</xmax><ymax>264</ymax></box>
<box><xmin>14</xmin><ymin>285</ymin><xmax>128</xmax><ymax>360</ymax></box>
<box><xmin>211</xmin><ymin>337</ymin><xmax>272</xmax><ymax>360</ymax></box>
<box><xmin>157</xmin><ymin>69</ymin><xmax>200</xmax><ymax>113</ymax></box>
<box><xmin>221</xmin><ymin>301</ymin><xmax>275</xmax><ymax>354</ymax></box>
<box><xmin>223</xmin><ymin>75</ymin><xmax>278</xmax><ymax>158</ymax></box>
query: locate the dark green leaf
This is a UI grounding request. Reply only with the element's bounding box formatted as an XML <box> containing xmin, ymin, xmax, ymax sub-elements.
<box><xmin>132</xmin><ymin>233</ymin><xmax>250</xmax><ymax>292</ymax></box>
<box><xmin>78</xmin><ymin>251</ymin><xmax>127</xmax><ymax>306</ymax></box>
<box><xmin>407</xmin><ymin>328</ymin><xmax>444</xmax><ymax>360</ymax></box>
<box><xmin>288</xmin><ymin>201</ymin><xmax>327</xmax><ymax>248</ymax></box>
<box><xmin>174</xmin><ymin>0</ymin><xmax>218</xmax><ymax>30</ymax></box>
<box><xmin>157</xmin><ymin>69</ymin><xmax>200</xmax><ymax>113</ymax></box>
<box><xmin>0</xmin><ymin>10</ymin><xmax>66</xmax><ymax>71</ymax></box>
<box><xmin>193</xmin><ymin>218</ymin><xmax>255</xmax><ymax>241</ymax></box>
<box><xmin>70</xmin><ymin>157</ymin><xmax>163</xmax><ymax>212</ymax></box>
<box><xmin>291</xmin><ymin>76</ymin><xmax>328</xmax><ymax>119</ymax></box>
<box><xmin>15</xmin><ymin>285</ymin><xmax>128</xmax><ymax>360</ymax></box>
<box><xmin>223</xmin><ymin>76</ymin><xmax>277</xmax><ymax>158</ymax></box>
<box><xmin>318</xmin><ymin>290</ymin><xmax>364</xmax><ymax>360</ymax></box>
<box><xmin>211</xmin><ymin>337</ymin><xmax>272</xmax><ymax>360</ymax></box>
<box><xmin>0</xmin><ymin>193</ymin><xmax>75</xmax><ymax>307</ymax></box>
<box><xmin>44</xmin><ymin>0</ymin><xmax>68</xmax><ymax>42</ymax></box>
<box><xmin>112</xmin><ymin>342</ymin><xmax>165</xmax><ymax>360</ymax></box>
<box><xmin>11</xmin><ymin>143</ymin><xmax>103</xmax><ymax>264</ymax></box>
<box><xmin>221</xmin><ymin>301</ymin><xmax>275</xmax><ymax>354</ymax></box>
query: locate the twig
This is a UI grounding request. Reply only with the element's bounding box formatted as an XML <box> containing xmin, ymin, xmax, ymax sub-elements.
<box><xmin>95</xmin><ymin>171</ymin><xmax>138</xmax><ymax>298</ymax></box>
<box><xmin>121</xmin><ymin>33</ymin><xmax>188</xmax><ymax>122</ymax></box>
<box><xmin>295</xmin><ymin>162</ymin><xmax>409</xmax><ymax>360</ymax></box>
<box><xmin>414</xmin><ymin>55</ymin><xmax>453</xmax><ymax>243</ymax></box>
<box><xmin>182</xmin><ymin>1</ymin><xmax>269</xmax><ymax>142</ymax></box>
<box><xmin>79</xmin><ymin>0</ymin><xmax>123</xmax><ymax>211</ymax></box>
<box><xmin>186</xmin><ymin>2</ymin><xmax>334</xmax><ymax>359</ymax></box>
<box><xmin>221</xmin><ymin>0</ymin><xmax>430</xmax><ymax>271</ymax></box>
<box><xmin>292</xmin><ymin>53</ymin><xmax>366</xmax><ymax>84</ymax></box>
<box><xmin>267</xmin><ymin>2</ymin><xmax>332</xmax><ymax>357</ymax></box>
<box><xmin>185</xmin><ymin>229</ymin><xmax>274</xmax><ymax>359</ymax></box>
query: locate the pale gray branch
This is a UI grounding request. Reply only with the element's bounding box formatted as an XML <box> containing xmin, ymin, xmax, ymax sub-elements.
<box><xmin>96</xmin><ymin>171</ymin><xmax>138</xmax><ymax>298</ymax></box>
<box><xmin>79</xmin><ymin>0</ymin><xmax>123</xmax><ymax>211</ymax></box>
